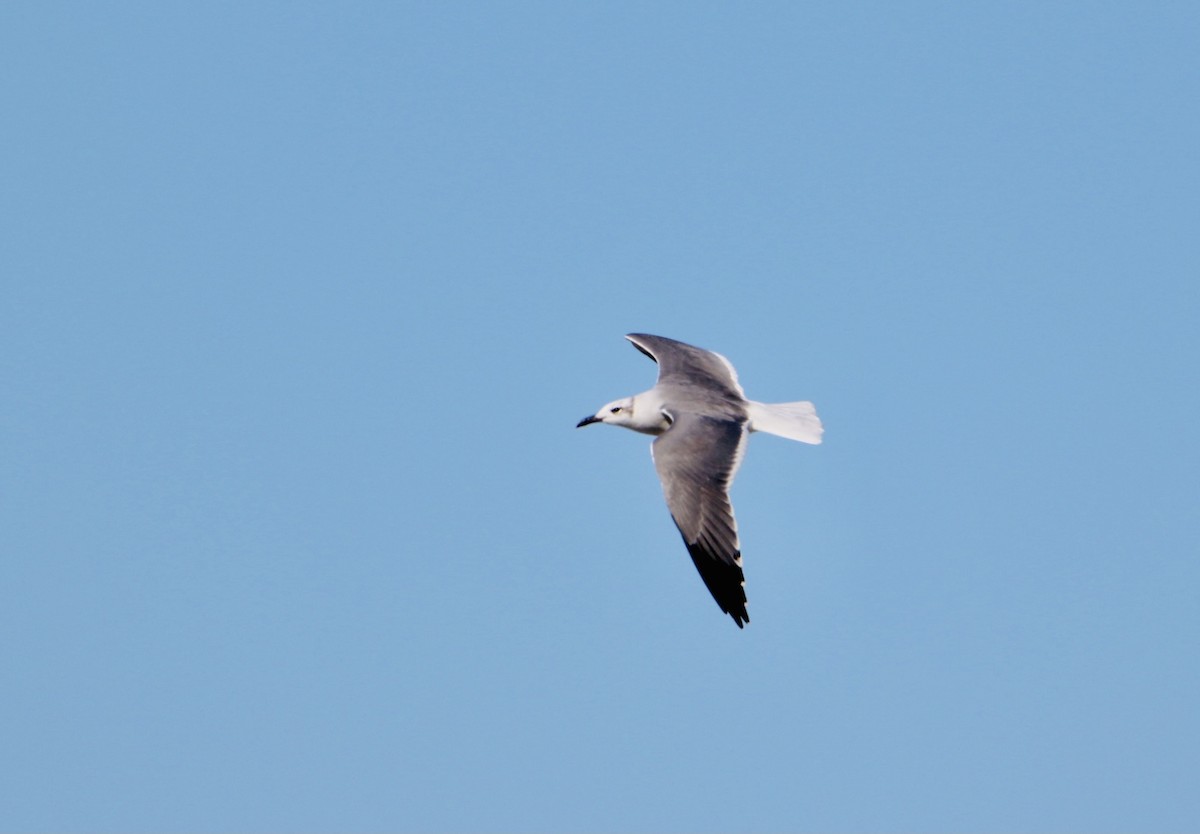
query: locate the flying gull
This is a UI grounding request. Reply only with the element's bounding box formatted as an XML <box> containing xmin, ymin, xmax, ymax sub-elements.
<box><xmin>577</xmin><ymin>333</ymin><xmax>823</xmax><ymax>628</ymax></box>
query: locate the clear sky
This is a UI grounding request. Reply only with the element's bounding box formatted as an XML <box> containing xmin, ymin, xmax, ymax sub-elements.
<box><xmin>3</xmin><ymin>2</ymin><xmax>1198</xmax><ymax>831</ymax></box>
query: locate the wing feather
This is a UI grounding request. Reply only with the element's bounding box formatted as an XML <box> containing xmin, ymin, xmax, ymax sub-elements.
<box><xmin>651</xmin><ymin>413</ymin><xmax>750</xmax><ymax>627</ymax></box>
<box><xmin>626</xmin><ymin>333</ymin><xmax>746</xmax><ymax>400</ymax></box>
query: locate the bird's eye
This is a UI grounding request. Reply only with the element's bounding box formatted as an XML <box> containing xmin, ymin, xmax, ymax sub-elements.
<box><xmin>610</xmin><ymin>406</ymin><xmax>622</xmax><ymax>414</ymax></box>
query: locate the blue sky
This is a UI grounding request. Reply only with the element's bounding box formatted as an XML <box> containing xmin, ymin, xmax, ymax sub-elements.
<box><xmin>3</xmin><ymin>2</ymin><xmax>1198</xmax><ymax>831</ymax></box>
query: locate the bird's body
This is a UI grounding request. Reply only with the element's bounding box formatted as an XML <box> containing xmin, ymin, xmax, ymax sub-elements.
<box><xmin>577</xmin><ymin>334</ymin><xmax>823</xmax><ymax>628</ymax></box>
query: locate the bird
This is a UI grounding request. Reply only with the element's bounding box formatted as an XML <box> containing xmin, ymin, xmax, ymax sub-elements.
<box><xmin>576</xmin><ymin>333</ymin><xmax>823</xmax><ymax>628</ymax></box>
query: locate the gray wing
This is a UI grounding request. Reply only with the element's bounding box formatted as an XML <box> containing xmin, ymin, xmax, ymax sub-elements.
<box><xmin>651</xmin><ymin>411</ymin><xmax>750</xmax><ymax>627</ymax></box>
<box><xmin>626</xmin><ymin>333</ymin><xmax>746</xmax><ymax>400</ymax></box>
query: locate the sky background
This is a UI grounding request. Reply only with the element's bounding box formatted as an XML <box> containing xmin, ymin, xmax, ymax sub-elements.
<box><xmin>3</xmin><ymin>2</ymin><xmax>1199</xmax><ymax>831</ymax></box>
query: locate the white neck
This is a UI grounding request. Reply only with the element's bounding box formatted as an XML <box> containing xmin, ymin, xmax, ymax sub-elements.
<box><xmin>623</xmin><ymin>389</ymin><xmax>671</xmax><ymax>435</ymax></box>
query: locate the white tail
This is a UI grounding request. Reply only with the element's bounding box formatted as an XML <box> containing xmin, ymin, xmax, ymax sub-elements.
<box><xmin>746</xmin><ymin>400</ymin><xmax>824</xmax><ymax>444</ymax></box>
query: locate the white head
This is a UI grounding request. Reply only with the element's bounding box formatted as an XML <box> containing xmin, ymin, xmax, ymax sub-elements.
<box><xmin>576</xmin><ymin>391</ymin><xmax>672</xmax><ymax>435</ymax></box>
<box><xmin>576</xmin><ymin>396</ymin><xmax>636</xmax><ymax>429</ymax></box>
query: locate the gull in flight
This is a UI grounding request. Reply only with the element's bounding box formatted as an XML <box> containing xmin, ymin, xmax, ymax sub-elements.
<box><xmin>577</xmin><ymin>333</ymin><xmax>823</xmax><ymax>628</ymax></box>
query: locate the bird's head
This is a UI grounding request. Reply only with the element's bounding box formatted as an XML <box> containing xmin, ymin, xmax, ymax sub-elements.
<box><xmin>576</xmin><ymin>397</ymin><xmax>636</xmax><ymax>429</ymax></box>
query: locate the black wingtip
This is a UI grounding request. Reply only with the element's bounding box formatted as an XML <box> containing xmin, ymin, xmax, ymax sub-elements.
<box><xmin>625</xmin><ymin>334</ymin><xmax>658</xmax><ymax>362</ymax></box>
<box><xmin>729</xmin><ymin>604</ymin><xmax>749</xmax><ymax>628</ymax></box>
<box><xmin>680</xmin><ymin>538</ymin><xmax>750</xmax><ymax>629</ymax></box>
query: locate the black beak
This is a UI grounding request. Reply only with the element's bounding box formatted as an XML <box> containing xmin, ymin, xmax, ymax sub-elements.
<box><xmin>576</xmin><ymin>415</ymin><xmax>602</xmax><ymax>428</ymax></box>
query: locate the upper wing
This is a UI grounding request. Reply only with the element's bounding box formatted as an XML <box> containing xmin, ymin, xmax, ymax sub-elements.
<box><xmin>626</xmin><ymin>333</ymin><xmax>746</xmax><ymax>400</ymax></box>
<box><xmin>651</xmin><ymin>411</ymin><xmax>750</xmax><ymax>627</ymax></box>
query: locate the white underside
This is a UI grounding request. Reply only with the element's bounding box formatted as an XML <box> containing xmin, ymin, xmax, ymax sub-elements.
<box><xmin>745</xmin><ymin>400</ymin><xmax>824</xmax><ymax>444</ymax></box>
